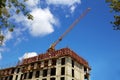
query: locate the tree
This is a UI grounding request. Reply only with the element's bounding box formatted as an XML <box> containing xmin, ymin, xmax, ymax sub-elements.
<box><xmin>106</xmin><ymin>0</ymin><xmax>120</xmax><ymax>30</ymax></box>
<box><xmin>0</xmin><ymin>0</ymin><xmax>33</xmax><ymax>45</ymax></box>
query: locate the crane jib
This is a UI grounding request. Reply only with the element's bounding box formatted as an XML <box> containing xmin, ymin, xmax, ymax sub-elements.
<box><xmin>48</xmin><ymin>8</ymin><xmax>91</xmax><ymax>52</ymax></box>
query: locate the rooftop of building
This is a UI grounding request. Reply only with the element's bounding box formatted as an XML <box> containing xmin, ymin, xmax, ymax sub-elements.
<box><xmin>20</xmin><ymin>48</ymin><xmax>90</xmax><ymax>68</ymax></box>
<box><xmin>0</xmin><ymin>47</ymin><xmax>90</xmax><ymax>71</ymax></box>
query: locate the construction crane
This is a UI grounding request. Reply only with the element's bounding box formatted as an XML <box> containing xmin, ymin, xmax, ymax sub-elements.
<box><xmin>47</xmin><ymin>8</ymin><xmax>91</xmax><ymax>52</ymax></box>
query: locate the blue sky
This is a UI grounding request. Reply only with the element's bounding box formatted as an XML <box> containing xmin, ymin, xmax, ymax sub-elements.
<box><xmin>0</xmin><ymin>0</ymin><xmax>120</xmax><ymax>80</ymax></box>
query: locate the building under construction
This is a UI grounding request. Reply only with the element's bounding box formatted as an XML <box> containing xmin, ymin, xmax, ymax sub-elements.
<box><xmin>0</xmin><ymin>48</ymin><xmax>90</xmax><ymax>80</ymax></box>
<box><xmin>0</xmin><ymin>8</ymin><xmax>91</xmax><ymax>80</ymax></box>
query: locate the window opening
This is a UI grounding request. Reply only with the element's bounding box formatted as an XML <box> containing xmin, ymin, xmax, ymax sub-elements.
<box><xmin>5</xmin><ymin>76</ymin><xmax>8</xmax><ymax>80</ymax></box>
<box><xmin>44</xmin><ymin>60</ymin><xmax>48</xmax><ymax>67</ymax></box>
<box><xmin>35</xmin><ymin>71</ymin><xmax>40</xmax><ymax>78</ymax></box>
<box><xmin>24</xmin><ymin>73</ymin><xmax>27</xmax><ymax>79</ymax></box>
<box><xmin>72</xmin><ymin>60</ymin><xmax>74</xmax><ymax>67</ymax></box>
<box><xmin>84</xmin><ymin>67</ymin><xmax>87</xmax><ymax>72</ymax></box>
<box><xmin>9</xmin><ymin>75</ymin><xmax>13</xmax><ymax>80</ymax></box>
<box><xmin>11</xmin><ymin>68</ymin><xmax>15</xmax><ymax>74</ymax></box>
<box><xmin>43</xmin><ymin>69</ymin><xmax>48</xmax><ymax>77</ymax></box>
<box><xmin>60</xmin><ymin>77</ymin><xmax>65</xmax><ymax>80</ymax></box>
<box><xmin>72</xmin><ymin>69</ymin><xmax>74</xmax><ymax>77</ymax></box>
<box><xmin>50</xmin><ymin>77</ymin><xmax>56</xmax><ymax>80</ymax></box>
<box><xmin>20</xmin><ymin>74</ymin><xmax>23</xmax><ymax>80</ymax></box>
<box><xmin>61</xmin><ymin>67</ymin><xmax>65</xmax><ymax>75</ymax></box>
<box><xmin>28</xmin><ymin>72</ymin><xmax>33</xmax><ymax>79</ymax></box>
<box><xmin>51</xmin><ymin>68</ymin><xmax>56</xmax><ymax>76</ymax></box>
<box><xmin>52</xmin><ymin>59</ymin><xmax>56</xmax><ymax>65</ymax></box>
<box><xmin>61</xmin><ymin>58</ymin><xmax>65</xmax><ymax>65</ymax></box>
<box><xmin>31</xmin><ymin>63</ymin><xmax>34</xmax><ymax>67</ymax></box>
<box><xmin>17</xmin><ymin>68</ymin><xmax>20</xmax><ymax>73</ymax></box>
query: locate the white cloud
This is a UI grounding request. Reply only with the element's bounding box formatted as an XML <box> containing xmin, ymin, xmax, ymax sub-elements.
<box><xmin>25</xmin><ymin>0</ymin><xmax>39</xmax><ymax>9</ymax></box>
<box><xmin>26</xmin><ymin>0</ymin><xmax>39</xmax><ymax>6</ymax></box>
<box><xmin>14</xmin><ymin>37</ymin><xmax>28</xmax><ymax>46</ymax></box>
<box><xmin>0</xmin><ymin>53</ymin><xmax>2</xmax><ymax>60</ymax></box>
<box><xmin>1</xmin><ymin>27</ymin><xmax>27</xmax><ymax>45</ymax></box>
<box><xmin>10</xmin><ymin>0</ymin><xmax>80</xmax><ymax>38</ymax></box>
<box><xmin>5</xmin><ymin>0</ymin><xmax>80</xmax><ymax>45</ymax></box>
<box><xmin>12</xmin><ymin>28</ymin><xmax>28</xmax><ymax>46</ymax></box>
<box><xmin>12</xmin><ymin>14</ymin><xmax>26</xmax><ymax>23</ymax></box>
<box><xmin>47</xmin><ymin>0</ymin><xmax>81</xmax><ymax>13</ymax></box>
<box><xmin>70</xmin><ymin>5</ymin><xmax>76</xmax><ymax>13</ymax></box>
<box><xmin>0</xmin><ymin>47</ymin><xmax>9</xmax><ymax>52</ymax></box>
<box><xmin>5</xmin><ymin>32</ymin><xmax>13</xmax><ymax>41</ymax></box>
<box><xmin>12</xmin><ymin>1</ymin><xmax>58</xmax><ymax>37</ymax></box>
<box><xmin>0</xmin><ymin>48</ymin><xmax>5</xmax><ymax>52</ymax></box>
<box><xmin>19</xmin><ymin>52</ymin><xmax>37</xmax><ymax>61</ymax></box>
<box><xmin>47</xmin><ymin>0</ymin><xmax>81</xmax><ymax>6</ymax></box>
<box><xmin>26</xmin><ymin>8</ymin><xmax>57</xmax><ymax>36</ymax></box>
<box><xmin>13</xmin><ymin>27</ymin><xmax>27</xmax><ymax>36</ymax></box>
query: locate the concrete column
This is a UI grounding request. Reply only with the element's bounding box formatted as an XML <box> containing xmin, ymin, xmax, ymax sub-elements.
<box><xmin>26</xmin><ymin>72</ymin><xmax>29</xmax><ymax>79</ymax></box>
<box><xmin>17</xmin><ymin>73</ymin><xmax>22</xmax><ymax>80</ymax></box>
<box><xmin>56</xmin><ymin>58</ymin><xmax>61</xmax><ymax>80</ymax></box>
<box><xmin>40</xmin><ymin>69</ymin><xmax>43</xmax><ymax>80</ymax></box>
<box><xmin>87</xmin><ymin>68</ymin><xmax>90</xmax><ymax>80</ymax></box>
<box><xmin>34</xmin><ymin>63</ymin><xmax>38</xmax><ymax>69</ymax></box>
<box><xmin>65</xmin><ymin>57</ymin><xmax>72</xmax><ymax>80</ymax></box>
<box><xmin>48</xmin><ymin>68</ymin><xmax>50</xmax><ymax>76</ymax></box>
<box><xmin>48</xmin><ymin>60</ymin><xmax>52</xmax><ymax>66</ymax></box>
<box><xmin>12</xmin><ymin>74</ymin><xmax>16</xmax><ymax>80</ymax></box>
<box><xmin>41</xmin><ymin>61</ymin><xmax>44</xmax><ymax>68</ymax></box>
<box><xmin>67</xmin><ymin>57</ymin><xmax>72</xmax><ymax>66</ymax></box>
<box><xmin>32</xmin><ymin>70</ymin><xmax>36</xmax><ymax>79</ymax></box>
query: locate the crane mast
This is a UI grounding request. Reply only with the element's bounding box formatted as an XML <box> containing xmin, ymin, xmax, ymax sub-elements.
<box><xmin>48</xmin><ymin>8</ymin><xmax>91</xmax><ymax>52</ymax></box>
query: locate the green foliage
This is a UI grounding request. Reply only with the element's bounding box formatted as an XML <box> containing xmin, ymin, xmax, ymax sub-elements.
<box><xmin>106</xmin><ymin>0</ymin><xmax>120</xmax><ymax>30</ymax></box>
<box><xmin>0</xmin><ymin>0</ymin><xmax>33</xmax><ymax>45</ymax></box>
<box><xmin>27</xmin><ymin>13</ymin><xmax>33</xmax><ymax>20</ymax></box>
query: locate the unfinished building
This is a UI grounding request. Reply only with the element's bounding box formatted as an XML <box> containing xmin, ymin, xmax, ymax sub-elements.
<box><xmin>0</xmin><ymin>7</ymin><xmax>92</xmax><ymax>80</ymax></box>
<box><xmin>0</xmin><ymin>48</ymin><xmax>90</xmax><ymax>80</ymax></box>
